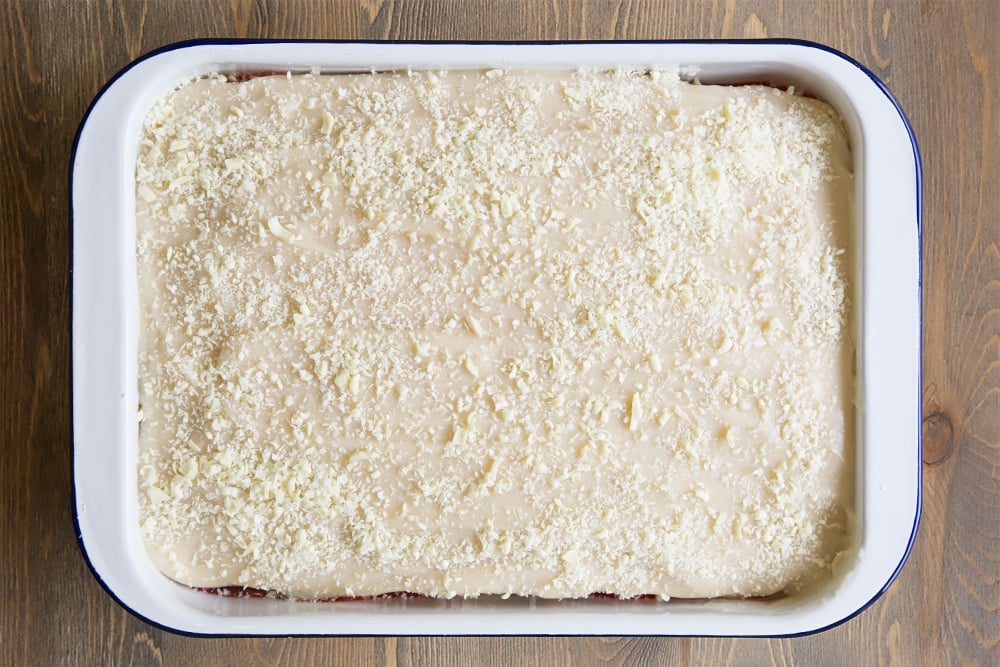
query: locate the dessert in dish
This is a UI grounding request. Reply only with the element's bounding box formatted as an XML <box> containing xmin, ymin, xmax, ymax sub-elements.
<box><xmin>135</xmin><ymin>67</ymin><xmax>854</xmax><ymax>601</ymax></box>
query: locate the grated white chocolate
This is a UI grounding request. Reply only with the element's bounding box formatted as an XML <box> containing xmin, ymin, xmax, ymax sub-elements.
<box><xmin>136</xmin><ymin>68</ymin><xmax>855</xmax><ymax>600</ymax></box>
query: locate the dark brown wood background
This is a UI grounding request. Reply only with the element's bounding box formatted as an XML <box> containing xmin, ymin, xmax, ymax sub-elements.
<box><xmin>2</xmin><ymin>0</ymin><xmax>997</xmax><ymax>664</ymax></box>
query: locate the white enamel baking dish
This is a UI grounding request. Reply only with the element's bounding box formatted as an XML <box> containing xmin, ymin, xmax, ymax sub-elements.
<box><xmin>72</xmin><ymin>40</ymin><xmax>921</xmax><ymax>636</ymax></box>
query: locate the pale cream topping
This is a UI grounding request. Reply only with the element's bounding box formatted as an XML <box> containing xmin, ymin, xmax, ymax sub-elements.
<box><xmin>136</xmin><ymin>68</ymin><xmax>854</xmax><ymax>600</ymax></box>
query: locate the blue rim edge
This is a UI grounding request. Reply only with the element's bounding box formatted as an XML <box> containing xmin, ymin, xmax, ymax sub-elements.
<box><xmin>69</xmin><ymin>36</ymin><xmax>923</xmax><ymax>639</ymax></box>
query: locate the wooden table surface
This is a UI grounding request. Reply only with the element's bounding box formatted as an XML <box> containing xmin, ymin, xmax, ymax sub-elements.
<box><xmin>2</xmin><ymin>0</ymin><xmax>997</xmax><ymax>664</ymax></box>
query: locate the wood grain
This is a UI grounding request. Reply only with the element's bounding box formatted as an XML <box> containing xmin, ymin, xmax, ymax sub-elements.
<box><xmin>2</xmin><ymin>0</ymin><xmax>997</xmax><ymax>664</ymax></box>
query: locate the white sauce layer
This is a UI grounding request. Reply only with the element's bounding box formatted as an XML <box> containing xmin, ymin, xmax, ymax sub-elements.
<box><xmin>136</xmin><ymin>69</ymin><xmax>854</xmax><ymax>600</ymax></box>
